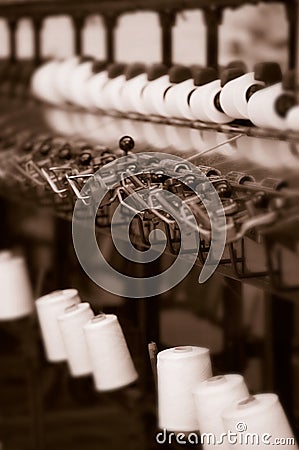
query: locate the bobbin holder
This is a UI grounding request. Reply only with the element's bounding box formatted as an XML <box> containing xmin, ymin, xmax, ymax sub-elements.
<box><xmin>1</xmin><ymin>126</ymin><xmax>299</xmax><ymax>295</ymax></box>
<box><xmin>0</xmin><ymin>0</ymin><xmax>298</xmax><ymax>297</ymax></box>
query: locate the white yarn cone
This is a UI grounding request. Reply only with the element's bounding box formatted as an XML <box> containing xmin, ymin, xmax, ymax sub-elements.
<box><xmin>0</xmin><ymin>251</ymin><xmax>33</xmax><ymax>320</ymax></box>
<box><xmin>222</xmin><ymin>394</ymin><xmax>298</xmax><ymax>449</ymax></box>
<box><xmin>193</xmin><ymin>374</ymin><xmax>249</xmax><ymax>449</ymax></box>
<box><xmin>35</xmin><ymin>289</ymin><xmax>81</xmax><ymax>362</ymax></box>
<box><xmin>83</xmin><ymin>313</ymin><xmax>138</xmax><ymax>391</ymax></box>
<box><xmin>247</xmin><ymin>83</ymin><xmax>287</xmax><ymax>130</ymax></box>
<box><xmin>157</xmin><ymin>346</ymin><xmax>212</xmax><ymax>432</ymax></box>
<box><xmin>58</xmin><ymin>302</ymin><xmax>94</xmax><ymax>377</ymax></box>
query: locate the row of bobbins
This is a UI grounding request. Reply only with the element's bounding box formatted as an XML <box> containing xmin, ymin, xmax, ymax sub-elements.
<box><xmin>35</xmin><ymin>289</ymin><xmax>138</xmax><ymax>391</ymax></box>
<box><xmin>157</xmin><ymin>346</ymin><xmax>298</xmax><ymax>449</ymax></box>
<box><xmin>31</xmin><ymin>57</ymin><xmax>299</xmax><ymax>131</ymax></box>
<box><xmin>0</xmin><ymin>255</ymin><xmax>137</xmax><ymax>392</ymax></box>
<box><xmin>41</xmin><ymin>102</ymin><xmax>299</xmax><ymax>172</ymax></box>
<box><xmin>0</xmin><ymin>250</ymin><xmax>297</xmax><ymax>447</ymax></box>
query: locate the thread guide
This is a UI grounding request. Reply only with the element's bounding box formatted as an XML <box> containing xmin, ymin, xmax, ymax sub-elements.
<box><xmin>2</xmin><ymin>117</ymin><xmax>299</xmax><ymax>298</ymax></box>
<box><xmin>0</xmin><ymin>0</ymin><xmax>298</xmax><ymax>446</ymax></box>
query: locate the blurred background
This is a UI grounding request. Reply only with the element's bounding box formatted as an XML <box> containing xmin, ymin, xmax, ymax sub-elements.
<box><xmin>0</xmin><ymin>2</ymin><xmax>298</xmax><ymax>450</ymax></box>
<box><xmin>0</xmin><ymin>4</ymin><xmax>290</xmax><ymax>67</ymax></box>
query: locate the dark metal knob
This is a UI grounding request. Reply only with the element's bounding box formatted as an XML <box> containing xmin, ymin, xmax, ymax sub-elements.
<box><xmin>119</xmin><ymin>135</ymin><xmax>135</xmax><ymax>155</ymax></box>
<box><xmin>58</xmin><ymin>145</ymin><xmax>72</xmax><ymax>160</ymax></box>
<box><xmin>79</xmin><ymin>151</ymin><xmax>93</xmax><ymax>166</ymax></box>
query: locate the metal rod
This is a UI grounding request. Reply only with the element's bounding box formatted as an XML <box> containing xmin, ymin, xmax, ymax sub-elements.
<box><xmin>270</xmin><ymin>294</ymin><xmax>295</xmax><ymax>426</ymax></box>
<box><xmin>8</xmin><ymin>18</ymin><xmax>18</xmax><ymax>62</ymax></box>
<box><xmin>72</xmin><ymin>15</ymin><xmax>85</xmax><ymax>55</ymax></box>
<box><xmin>203</xmin><ymin>7</ymin><xmax>222</xmax><ymax>70</ymax></box>
<box><xmin>289</xmin><ymin>0</ymin><xmax>299</xmax><ymax>102</ymax></box>
<box><xmin>223</xmin><ymin>278</ymin><xmax>245</xmax><ymax>372</ymax></box>
<box><xmin>159</xmin><ymin>11</ymin><xmax>175</xmax><ymax>67</ymax></box>
<box><xmin>148</xmin><ymin>341</ymin><xmax>158</xmax><ymax>391</ymax></box>
<box><xmin>104</xmin><ymin>14</ymin><xmax>117</xmax><ymax>63</ymax></box>
<box><xmin>231</xmin><ymin>180</ymin><xmax>299</xmax><ymax>199</ymax></box>
<box><xmin>285</xmin><ymin>0</ymin><xmax>299</xmax><ymax>70</ymax></box>
<box><xmin>32</xmin><ymin>18</ymin><xmax>43</xmax><ymax>64</ymax></box>
<box><xmin>186</xmin><ymin>134</ymin><xmax>243</xmax><ymax>162</ymax></box>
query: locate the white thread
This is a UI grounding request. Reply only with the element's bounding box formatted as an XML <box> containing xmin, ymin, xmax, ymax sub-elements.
<box><xmin>189</xmin><ymin>84</ymin><xmax>212</xmax><ymax>122</ymax></box>
<box><xmin>193</xmin><ymin>374</ymin><xmax>249</xmax><ymax>449</ymax></box>
<box><xmin>129</xmin><ymin>74</ymin><xmax>150</xmax><ymax>115</ymax></box>
<box><xmin>141</xmin><ymin>75</ymin><xmax>170</xmax><ymax>116</ymax></box>
<box><xmin>54</xmin><ymin>57</ymin><xmax>81</xmax><ymax>103</ymax></box>
<box><xmin>85</xmin><ymin>71</ymin><xmax>109</xmax><ymax>110</ymax></box>
<box><xmin>68</xmin><ymin>61</ymin><xmax>95</xmax><ymax>108</ymax></box>
<box><xmin>232</xmin><ymin>73</ymin><xmax>264</xmax><ymax>119</ymax></box>
<box><xmin>157</xmin><ymin>346</ymin><xmax>212</xmax><ymax>432</ymax></box>
<box><xmin>31</xmin><ymin>60</ymin><xmax>64</xmax><ymax>105</ymax></box>
<box><xmin>222</xmin><ymin>393</ymin><xmax>298</xmax><ymax>449</ymax></box>
<box><xmin>164</xmin><ymin>79</ymin><xmax>195</xmax><ymax>120</ymax></box>
<box><xmin>101</xmin><ymin>75</ymin><xmax>126</xmax><ymax>111</ymax></box>
<box><xmin>219</xmin><ymin>78</ymin><xmax>244</xmax><ymax>119</ymax></box>
<box><xmin>247</xmin><ymin>83</ymin><xmax>287</xmax><ymax>130</ymax></box>
<box><xmin>119</xmin><ymin>73</ymin><xmax>148</xmax><ymax>113</ymax></box>
<box><xmin>189</xmin><ymin>80</ymin><xmax>233</xmax><ymax>124</ymax></box>
<box><xmin>35</xmin><ymin>289</ymin><xmax>81</xmax><ymax>362</ymax></box>
<box><xmin>0</xmin><ymin>251</ymin><xmax>33</xmax><ymax>320</ymax></box>
<box><xmin>219</xmin><ymin>73</ymin><xmax>264</xmax><ymax>119</ymax></box>
<box><xmin>58</xmin><ymin>302</ymin><xmax>94</xmax><ymax>377</ymax></box>
<box><xmin>83</xmin><ymin>314</ymin><xmax>138</xmax><ymax>391</ymax></box>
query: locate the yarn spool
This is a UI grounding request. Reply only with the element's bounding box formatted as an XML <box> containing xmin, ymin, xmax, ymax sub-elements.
<box><xmin>83</xmin><ymin>313</ymin><xmax>138</xmax><ymax>391</ymax></box>
<box><xmin>157</xmin><ymin>346</ymin><xmax>212</xmax><ymax>432</ymax></box>
<box><xmin>0</xmin><ymin>251</ymin><xmax>33</xmax><ymax>320</ymax></box>
<box><xmin>58</xmin><ymin>302</ymin><xmax>94</xmax><ymax>377</ymax></box>
<box><xmin>35</xmin><ymin>289</ymin><xmax>81</xmax><ymax>362</ymax></box>
<box><xmin>193</xmin><ymin>374</ymin><xmax>249</xmax><ymax>449</ymax></box>
<box><xmin>222</xmin><ymin>394</ymin><xmax>298</xmax><ymax>449</ymax></box>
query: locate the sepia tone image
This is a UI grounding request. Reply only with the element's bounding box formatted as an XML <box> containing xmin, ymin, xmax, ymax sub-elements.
<box><xmin>0</xmin><ymin>0</ymin><xmax>298</xmax><ymax>449</ymax></box>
